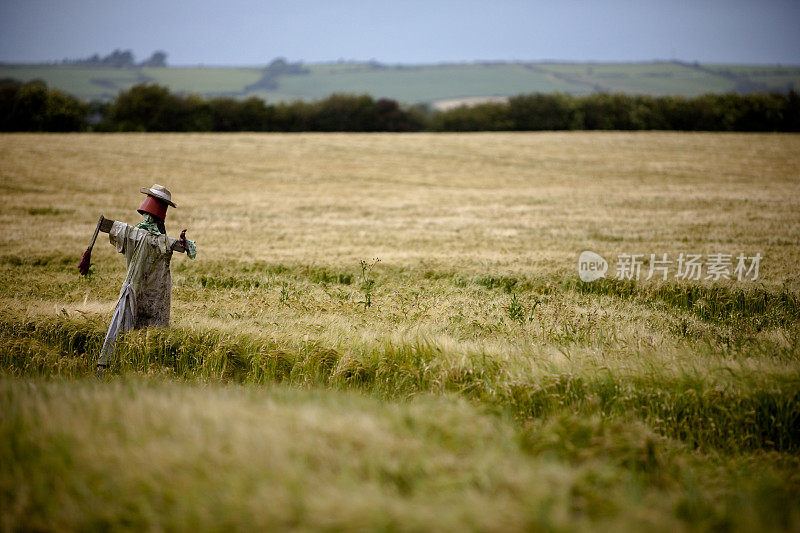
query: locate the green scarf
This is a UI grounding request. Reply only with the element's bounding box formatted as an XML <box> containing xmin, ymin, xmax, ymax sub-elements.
<box><xmin>135</xmin><ymin>214</ymin><xmax>162</xmax><ymax>236</ymax></box>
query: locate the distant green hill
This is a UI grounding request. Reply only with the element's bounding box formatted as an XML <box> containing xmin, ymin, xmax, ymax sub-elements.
<box><xmin>1</xmin><ymin>61</ymin><xmax>797</xmax><ymax>105</ymax></box>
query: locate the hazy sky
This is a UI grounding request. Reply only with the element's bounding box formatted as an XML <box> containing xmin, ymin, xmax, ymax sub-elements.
<box><xmin>1</xmin><ymin>0</ymin><xmax>798</xmax><ymax>65</ymax></box>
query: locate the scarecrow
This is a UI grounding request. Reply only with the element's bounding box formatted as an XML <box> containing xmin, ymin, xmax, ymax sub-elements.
<box><xmin>79</xmin><ymin>184</ymin><xmax>196</xmax><ymax>373</ymax></box>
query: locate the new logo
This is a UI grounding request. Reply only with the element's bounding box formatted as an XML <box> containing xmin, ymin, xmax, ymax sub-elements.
<box><xmin>578</xmin><ymin>250</ymin><xmax>608</xmax><ymax>282</ymax></box>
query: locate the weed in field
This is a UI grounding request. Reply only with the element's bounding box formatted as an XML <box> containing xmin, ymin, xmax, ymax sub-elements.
<box><xmin>279</xmin><ymin>281</ymin><xmax>291</xmax><ymax>305</ymax></box>
<box><xmin>357</xmin><ymin>258</ymin><xmax>380</xmax><ymax>309</ymax></box>
<box><xmin>506</xmin><ymin>293</ymin><xmax>539</xmax><ymax>325</ymax></box>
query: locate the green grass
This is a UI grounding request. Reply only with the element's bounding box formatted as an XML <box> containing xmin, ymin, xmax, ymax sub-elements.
<box><xmin>0</xmin><ymin>65</ymin><xmax>146</xmax><ymax>99</ymax></box>
<box><xmin>141</xmin><ymin>66</ymin><xmax>263</xmax><ymax>94</ymax></box>
<box><xmin>2</xmin><ymin>262</ymin><xmax>799</xmax><ymax>455</ymax></box>
<box><xmin>274</xmin><ymin>63</ymin><xmax>580</xmax><ymax>102</ymax></box>
<box><xmin>535</xmin><ymin>62</ymin><xmax>740</xmax><ymax>96</ymax></box>
<box><xmin>2</xmin><ymin>61</ymin><xmax>798</xmax><ymax>103</ymax></box>
<box><xmin>3</xmin><ymin>377</ymin><xmax>800</xmax><ymax>531</ymax></box>
<box><xmin>2</xmin><ymin>312</ymin><xmax>799</xmax><ymax>456</ymax></box>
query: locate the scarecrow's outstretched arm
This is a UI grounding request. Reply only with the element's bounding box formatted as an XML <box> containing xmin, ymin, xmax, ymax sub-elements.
<box><xmin>99</xmin><ymin>218</ymin><xmax>189</xmax><ymax>253</ymax></box>
<box><xmin>167</xmin><ymin>234</ymin><xmax>192</xmax><ymax>254</ymax></box>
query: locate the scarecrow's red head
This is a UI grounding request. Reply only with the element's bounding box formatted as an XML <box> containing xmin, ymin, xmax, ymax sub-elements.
<box><xmin>137</xmin><ymin>184</ymin><xmax>176</xmax><ymax>221</ymax></box>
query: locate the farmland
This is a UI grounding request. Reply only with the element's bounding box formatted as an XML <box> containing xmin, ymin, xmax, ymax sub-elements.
<box><xmin>1</xmin><ymin>60</ymin><xmax>799</xmax><ymax>104</ymax></box>
<box><xmin>1</xmin><ymin>132</ymin><xmax>799</xmax><ymax>530</ymax></box>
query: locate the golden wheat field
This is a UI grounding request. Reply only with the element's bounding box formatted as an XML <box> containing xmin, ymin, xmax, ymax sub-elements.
<box><xmin>1</xmin><ymin>132</ymin><xmax>800</xmax><ymax>531</ymax></box>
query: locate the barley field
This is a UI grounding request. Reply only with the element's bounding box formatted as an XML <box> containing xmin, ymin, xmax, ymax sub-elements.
<box><xmin>1</xmin><ymin>132</ymin><xmax>799</xmax><ymax>531</ymax></box>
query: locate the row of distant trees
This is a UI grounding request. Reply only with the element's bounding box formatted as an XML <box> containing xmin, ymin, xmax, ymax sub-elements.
<box><xmin>0</xmin><ymin>79</ymin><xmax>89</xmax><ymax>131</ymax></box>
<box><xmin>430</xmin><ymin>92</ymin><xmax>800</xmax><ymax>132</ymax></box>
<box><xmin>62</xmin><ymin>49</ymin><xmax>168</xmax><ymax>68</ymax></box>
<box><xmin>2</xmin><ymin>80</ymin><xmax>799</xmax><ymax>132</ymax></box>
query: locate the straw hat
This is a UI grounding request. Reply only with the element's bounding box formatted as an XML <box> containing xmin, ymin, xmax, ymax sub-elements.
<box><xmin>140</xmin><ymin>184</ymin><xmax>177</xmax><ymax>208</ymax></box>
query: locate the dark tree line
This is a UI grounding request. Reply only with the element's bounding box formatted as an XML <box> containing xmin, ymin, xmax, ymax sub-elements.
<box><xmin>430</xmin><ymin>92</ymin><xmax>800</xmax><ymax>132</ymax></box>
<box><xmin>62</xmin><ymin>49</ymin><xmax>168</xmax><ymax>68</ymax></box>
<box><xmin>2</xmin><ymin>80</ymin><xmax>799</xmax><ymax>132</ymax></box>
<box><xmin>0</xmin><ymin>79</ymin><xmax>89</xmax><ymax>131</ymax></box>
<box><xmin>96</xmin><ymin>84</ymin><xmax>423</xmax><ymax>132</ymax></box>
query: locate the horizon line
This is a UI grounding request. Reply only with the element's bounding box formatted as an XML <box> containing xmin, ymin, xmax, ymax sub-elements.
<box><xmin>2</xmin><ymin>57</ymin><xmax>799</xmax><ymax>68</ymax></box>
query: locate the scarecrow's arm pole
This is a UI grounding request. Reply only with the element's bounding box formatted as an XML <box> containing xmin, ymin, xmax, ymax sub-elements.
<box><xmin>78</xmin><ymin>215</ymin><xmax>105</xmax><ymax>276</ymax></box>
<box><xmin>99</xmin><ymin>218</ymin><xmax>188</xmax><ymax>253</ymax></box>
<box><xmin>99</xmin><ymin>217</ymin><xmax>114</xmax><ymax>233</ymax></box>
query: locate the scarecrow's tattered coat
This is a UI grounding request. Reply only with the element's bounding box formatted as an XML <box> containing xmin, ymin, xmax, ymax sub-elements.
<box><xmin>97</xmin><ymin>220</ymin><xmax>183</xmax><ymax>365</ymax></box>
